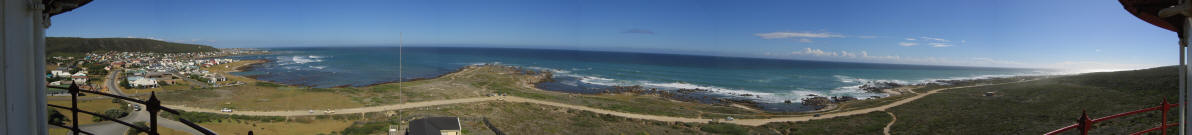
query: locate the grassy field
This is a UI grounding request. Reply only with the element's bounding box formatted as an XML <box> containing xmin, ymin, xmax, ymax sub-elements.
<box><xmin>158</xmin><ymin>60</ymin><xmax>363</xmax><ymax>111</ymax></box>
<box><xmin>146</xmin><ymin>60</ymin><xmax>1186</xmax><ymax>134</ymax></box>
<box><xmin>159</xmin><ymin>63</ymin><xmax>766</xmax><ymax>119</ymax></box>
<box><xmin>196</xmin><ymin>119</ymin><xmax>352</xmax><ymax>135</ymax></box>
<box><xmin>48</xmin><ymin>99</ymin><xmax>124</xmax><ymax>125</ymax></box>
<box><xmin>177</xmin><ymin>100</ymin><xmax>708</xmax><ymax>135</ymax></box>
<box><xmin>747</xmin><ymin>66</ymin><xmax>1178</xmax><ymax>134</ymax></box>
<box><xmin>125</xmin><ymin>81</ymin><xmax>193</xmax><ymax>95</ymax></box>
<box><xmin>885</xmin><ymin>66</ymin><xmax>1177</xmax><ymax>134</ymax></box>
<box><xmin>755</xmin><ymin>111</ymin><xmax>893</xmax><ymax>135</ymax></box>
<box><xmin>130</xmin><ymin>126</ymin><xmax>191</xmax><ymax>135</ymax></box>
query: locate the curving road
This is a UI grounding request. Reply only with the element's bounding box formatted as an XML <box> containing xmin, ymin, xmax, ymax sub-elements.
<box><xmin>63</xmin><ymin>71</ymin><xmax>210</xmax><ymax>135</ymax></box>
<box><xmin>161</xmin><ymin>80</ymin><xmax>1026</xmax><ymax>126</ymax></box>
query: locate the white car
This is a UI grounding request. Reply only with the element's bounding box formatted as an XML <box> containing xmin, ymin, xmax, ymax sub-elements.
<box><xmin>220</xmin><ymin>108</ymin><xmax>233</xmax><ymax>112</ymax></box>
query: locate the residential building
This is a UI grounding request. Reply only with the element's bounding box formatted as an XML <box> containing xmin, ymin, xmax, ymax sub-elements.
<box><xmin>408</xmin><ymin>117</ymin><xmax>462</xmax><ymax>135</ymax></box>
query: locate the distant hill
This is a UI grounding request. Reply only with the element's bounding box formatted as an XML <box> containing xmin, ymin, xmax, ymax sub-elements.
<box><xmin>1056</xmin><ymin>66</ymin><xmax>1177</xmax><ymax>95</ymax></box>
<box><xmin>46</xmin><ymin>37</ymin><xmax>218</xmax><ymax>57</ymax></box>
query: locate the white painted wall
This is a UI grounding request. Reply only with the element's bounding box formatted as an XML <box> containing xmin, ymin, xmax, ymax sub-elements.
<box><xmin>2</xmin><ymin>0</ymin><xmax>49</xmax><ymax>134</ymax></box>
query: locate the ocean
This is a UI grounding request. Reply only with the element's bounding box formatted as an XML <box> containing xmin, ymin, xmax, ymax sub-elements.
<box><xmin>229</xmin><ymin>47</ymin><xmax>1051</xmax><ymax>111</ymax></box>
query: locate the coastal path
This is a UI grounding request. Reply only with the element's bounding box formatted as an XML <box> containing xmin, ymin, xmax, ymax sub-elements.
<box><xmin>163</xmin><ymin>79</ymin><xmax>1033</xmax><ymax>126</ymax></box>
<box><xmin>884</xmin><ymin>111</ymin><xmax>897</xmax><ymax>135</ymax></box>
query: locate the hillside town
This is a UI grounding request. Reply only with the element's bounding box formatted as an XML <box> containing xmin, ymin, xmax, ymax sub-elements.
<box><xmin>45</xmin><ymin>48</ymin><xmax>267</xmax><ymax>95</ymax></box>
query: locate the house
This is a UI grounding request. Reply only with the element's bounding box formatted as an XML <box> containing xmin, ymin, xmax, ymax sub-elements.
<box><xmin>110</xmin><ymin>61</ymin><xmax>125</xmax><ymax>69</ymax></box>
<box><xmin>127</xmin><ymin>76</ymin><xmax>158</xmax><ymax>88</ymax></box>
<box><xmin>51</xmin><ymin>69</ymin><xmax>71</xmax><ymax>78</ymax></box>
<box><xmin>203</xmin><ymin>74</ymin><xmax>226</xmax><ymax>84</ymax></box>
<box><xmin>407</xmin><ymin>117</ymin><xmax>462</xmax><ymax>135</ymax></box>
<box><xmin>126</xmin><ymin>69</ymin><xmax>147</xmax><ymax>76</ymax></box>
<box><xmin>148</xmin><ymin>72</ymin><xmax>176</xmax><ymax>85</ymax></box>
<box><xmin>71</xmin><ymin>75</ymin><xmax>88</xmax><ymax>85</ymax></box>
<box><xmin>70</xmin><ymin>72</ymin><xmax>88</xmax><ymax>84</ymax></box>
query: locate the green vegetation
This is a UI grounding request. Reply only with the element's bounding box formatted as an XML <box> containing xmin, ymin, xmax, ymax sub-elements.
<box><xmin>152</xmin><ymin>61</ymin><xmax>1183</xmax><ymax>134</ymax></box>
<box><xmin>126</xmin><ymin>122</ymin><xmax>149</xmax><ymax>135</ymax></box>
<box><xmin>700</xmin><ymin>123</ymin><xmax>749</xmax><ymax>135</ymax></box>
<box><xmin>93</xmin><ymin>108</ymin><xmax>130</xmax><ymax>122</ymax></box>
<box><xmin>46</xmin><ymin>37</ymin><xmax>217</xmax><ymax>57</ymax></box>
<box><xmin>337</xmin><ymin>121</ymin><xmax>393</xmax><ymax>135</ymax></box>
<box><xmin>120</xmin><ymin>79</ymin><xmax>130</xmax><ymax>88</ymax></box>
<box><xmin>884</xmin><ymin>66</ymin><xmax>1177</xmax><ymax>134</ymax></box>
<box><xmin>166</xmin><ymin>111</ymin><xmax>286</xmax><ymax>123</ymax></box>
<box><xmin>188</xmin><ymin>75</ymin><xmax>210</xmax><ymax>83</ymax></box>
<box><xmin>736</xmin><ymin>66</ymin><xmax>1178</xmax><ymax>134</ymax></box>
<box><xmin>757</xmin><ymin>111</ymin><xmax>892</xmax><ymax>135</ymax></box>
<box><xmin>47</xmin><ymin>108</ymin><xmax>68</xmax><ymax>125</ymax></box>
<box><xmin>254</xmin><ymin>82</ymin><xmax>284</xmax><ymax>87</ymax></box>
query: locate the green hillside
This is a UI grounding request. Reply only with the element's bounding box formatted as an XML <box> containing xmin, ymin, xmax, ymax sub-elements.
<box><xmin>46</xmin><ymin>37</ymin><xmax>218</xmax><ymax>57</ymax></box>
<box><xmin>755</xmin><ymin>66</ymin><xmax>1179</xmax><ymax>134</ymax></box>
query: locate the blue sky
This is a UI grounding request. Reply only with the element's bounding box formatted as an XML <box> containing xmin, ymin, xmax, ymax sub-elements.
<box><xmin>47</xmin><ymin>0</ymin><xmax>1176</xmax><ymax>71</ymax></box>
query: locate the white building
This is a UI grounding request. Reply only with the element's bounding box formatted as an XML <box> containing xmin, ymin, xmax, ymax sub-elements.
<box><xmin>127</xmin><ymin>76</ymin><xmax>158</xmax><ymax>88</ymax></box>
<box><xmin>51</xmin><ymin>70</ymin><xmax>71</xmax><ymax>78</ymax></box>
<box><xmin>70</xmin><ymin>72</ymin><xmax>87</xmax><ymax>84</ymax></box>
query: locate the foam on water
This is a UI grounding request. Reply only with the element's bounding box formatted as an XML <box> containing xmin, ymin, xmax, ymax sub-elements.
<box><xmin>229</xmin><ymin>47</ymin><xmax>1057</xmax><ymax>104</ymax></box>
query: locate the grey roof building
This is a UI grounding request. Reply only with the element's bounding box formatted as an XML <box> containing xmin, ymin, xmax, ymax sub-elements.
<box><xmin>408</xmin><ymin>117</ymin><xmax>462</xmax><ymax>135</ymax></box>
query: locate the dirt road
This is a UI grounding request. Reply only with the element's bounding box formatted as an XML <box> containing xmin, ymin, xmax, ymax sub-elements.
<box><xmin>164</xmin><ymin>80</ymin><xmax>1026</xmax><ymax>126</ymax></box>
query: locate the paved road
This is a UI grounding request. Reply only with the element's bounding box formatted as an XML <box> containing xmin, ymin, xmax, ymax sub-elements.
<box><xmin>106</xmin><ymin>71</ymin><xmax>127</xmax><ymax>96</ymax></box>
<box><xmin>165</xmin><ymin>80</ymin><xmax>1032</xmax><ymax>126</ymax></box>
<box><xmin>66</xmin><ymin>70</ymin><xmax>211</xmax><ymax>135</ymax></box>
<box><xmin>73</xmin><ymin>106</ymin><xmax>208</xmax><ymax>135</ymax></box>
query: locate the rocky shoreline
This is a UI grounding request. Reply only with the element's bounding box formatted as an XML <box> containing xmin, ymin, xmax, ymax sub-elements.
<box><xmin>229</xmin><ymin>58</ymin><xmax>1028</xmax><ymax>113</ymax></box>
<box><xmin>532</xmin><ymin>68</ymin><xmax>1035</xmax><ymax>112</ymax></box>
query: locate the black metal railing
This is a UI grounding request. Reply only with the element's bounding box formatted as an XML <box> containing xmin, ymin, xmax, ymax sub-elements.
<box><xmin>47</xmin><ymin>84</ymin><xmax>216</xmax><ymax>135</ymax></box>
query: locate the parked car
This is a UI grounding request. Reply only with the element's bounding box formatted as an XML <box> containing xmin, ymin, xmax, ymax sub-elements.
<box><xmin>220</xmin><ymin>108</ymin><xmax>233</xmax><ymax>112</ymax></box>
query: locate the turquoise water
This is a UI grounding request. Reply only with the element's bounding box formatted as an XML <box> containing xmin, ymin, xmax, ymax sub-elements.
<box><xmin>230</xmin><ymin>47</ymin><xmax>1050</xmax><ymax>106</ymax></box>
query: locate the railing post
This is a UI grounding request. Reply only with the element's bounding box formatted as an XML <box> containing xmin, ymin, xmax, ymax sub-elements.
<box><xmin>1163</xmin><ymin>99</ymin><xmax>1171</xmax><ymax>135</ymax></box>
<box><xmin>69</xmin><ymin>84</ymin><xmax>80</xmax><ymax>135</ymax></box>
<box><xmin>147</xmin><ymin>91</ymin><xmax>162</xmax><ymax>135</ymax></box>
<box><xmin>1079</xmin><ymin>110</ymin><xmax>1091</xmax><ymax>135</ymax></box>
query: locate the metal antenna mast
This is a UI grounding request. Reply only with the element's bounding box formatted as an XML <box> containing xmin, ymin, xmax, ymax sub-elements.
<box><xmin>399</xmin><ymin>32</ymin><xmax>403</xmax><ymax>93</ymax></box>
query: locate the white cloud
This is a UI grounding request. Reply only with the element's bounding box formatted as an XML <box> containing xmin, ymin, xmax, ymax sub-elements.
<box><xmin>798</xmin><ymin>38</ymin><xmax>813</xmax><ymax>43</ymax></box>
<box><xmin>929</xmin><ymin>43</ymin><xmax>953</xmax><ymax>47</ymax></box>
<box><xmin>972</xmin><ymin>57</ymin><xmax>994</xmax><ymax>62</ymax></box>
<box><xmin>773</xmin><ymin>48</ymin><xmax>1035</xmax><ymax>68</ymax></box>
<box><xmin>898</xmin><ymin>42</ymin><xmax>918</xmax><ymax>47</ymax></box>
<box><xmin>919</xmin><ymin>36</ymin><xmax>951</xmax><ymax>42</ymax></box>
<box><xmin>1095</xmin><ymin>49</ymin><xmax>1102</xmax><ymax>52</ymax></box>
<box><xmin>755</xmin><ymin>32</ymin><xmax>844</xmax><ymax>39</ymax></box>
<box><xmin>769</xmin><ymin>48</ymin><xmax>1156</xmax><ymax>71</ymax></box>
<box><xmin>840</xmin><ymin>51</ymin><xmax>858</xmax><ymax>57</ymax></box>
<box><xmin>905</xmin><ymin>38</ymin><xmax>916</xmax><ymax>41</ymax></box>
<box><xmin>125</xmin><ymin>36</ymin><xmax>163</xmax><ymax>41</ymax></box>
<box><xmin>791</xmin><ymin>48</ymin><xmax>838</xmax><ymax>56</ymax></box>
